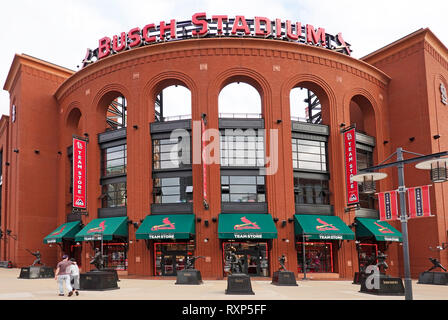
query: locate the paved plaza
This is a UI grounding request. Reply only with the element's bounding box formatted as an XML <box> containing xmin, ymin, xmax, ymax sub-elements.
<box><xmin>0</xmin><ymin>268</ymin><xmax>447</xmax><ymax>300</ymax></box>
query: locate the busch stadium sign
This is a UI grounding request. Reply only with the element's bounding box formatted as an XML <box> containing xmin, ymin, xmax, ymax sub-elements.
<box><xmin>82</xmin><ymin>12</ymin><xmax>351</xmax><ymax>67</ymax></box>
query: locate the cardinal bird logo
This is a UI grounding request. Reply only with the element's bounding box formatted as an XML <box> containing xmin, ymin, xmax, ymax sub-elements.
<box><xmin>151</xmin><ymin>217</ymin><xmax>175</xmax><ymax>231</ymax></box>
<box><xmin>315</xmin><ymin>218</ymin><xmax>339</xmax><ymax>231</ymax></box>
<box><xmin>374</xmin><ymin>222</ymin><xmax>393</xmax><ymax>234</ymax></box>
<box><xmin>234</xmin><ymin>216</ymin><xmax>260</xmax><ymax>230</ymax></box>
<box><xmin>50</xmin><ymin>226</ymin><xmax>66</xmax><ymax>236</ymax></box>
<box><xmin>87</xmin><ymin>220</ymin><xmax>106</xmax><ymax>233</ymax></box>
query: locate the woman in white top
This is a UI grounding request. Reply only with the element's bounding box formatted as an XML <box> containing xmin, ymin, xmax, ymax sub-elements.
<box><xmin>69</xmin><ymin>258</ymin><xmax>80</xmax><ymax>296</ymax></box>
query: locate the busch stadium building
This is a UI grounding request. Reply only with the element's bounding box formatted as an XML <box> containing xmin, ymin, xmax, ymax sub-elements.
<box><xmin>1</xmin><ymin>13</ymin><xmax>448</xmax><ymax>281</ymax></box>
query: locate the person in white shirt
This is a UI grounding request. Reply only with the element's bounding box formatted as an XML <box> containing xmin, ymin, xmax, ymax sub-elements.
<box><xmin>69</xmin><ymin>258</ymin><xmax>80</xmax><ymax>296</ymax></box>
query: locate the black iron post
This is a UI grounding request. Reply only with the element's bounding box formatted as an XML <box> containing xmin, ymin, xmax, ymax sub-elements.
<box><xmin>396</xmin><ymin>148</ymin><xmax>413</xmax><ymax>300</ymax></box>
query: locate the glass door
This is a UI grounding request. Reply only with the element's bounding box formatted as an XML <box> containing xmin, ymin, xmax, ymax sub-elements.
<box><xmin>222</xmin><ymin>242</ymin><xmax>269</xmax><ymax>277</ymax></box>
<box><xmin>154</xmin><ymin>242</ymin><xmax>194</xmax><ymax>276</ymax></box>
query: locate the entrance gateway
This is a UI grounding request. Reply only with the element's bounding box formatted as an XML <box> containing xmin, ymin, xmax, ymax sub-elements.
<box><xmin>82</xmin><ymin>12</ymin><xmax>351</xmax><ymax>67</ymax></box>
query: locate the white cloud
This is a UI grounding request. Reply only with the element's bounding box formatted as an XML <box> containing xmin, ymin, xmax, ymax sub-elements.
<box><xmin>1</xmin><ymin>0</ymin><xmax>447</xmax><ymax>116</ymax></box>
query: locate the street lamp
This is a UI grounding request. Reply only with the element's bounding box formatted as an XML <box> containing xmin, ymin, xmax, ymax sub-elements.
<box><xmin>351</xmin><ymin>172</ymin><xmax>388</xmax><ymax>194</ymax></box>
<box><xmin>351</xmin><ymin>147</ymin><xmax>448</xmax><ymax>300</ymax></box>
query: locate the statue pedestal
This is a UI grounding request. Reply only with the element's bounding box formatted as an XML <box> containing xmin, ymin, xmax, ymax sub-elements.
<box><xmin>0</xmin><ymin>261</ymin><xmax>12</xmax><ymax>268</ymax></box>
<box><xmin>271</xmin><ymin>271</ymin><xmax>298</xmax><ymax>286</ymax></box>
<box><xmin>352</xmin><ymin>272</ymin><xmax>368</xmax><ymax>284</ymax></box>
<box><xmin>418</xmin><ymin>271</ymin><xmax>448</xmax><ymax>285</ymax></box>
<box><xmin>175</xmin><ymin>269</ymin><xmax>203</xmax><ymax>285</ymax></box>
<box><xmin>18</xmin><ymin>266</ymin><xmax>54</xmax><ymax>279</ymax></box>
<box><xmin>360</xmin><ymin>274</ymin><xmax>405</xmax><ymax>295</ymax></box>
<box><xmin>225</xmin><ymin>274</ymin><xmax>255</xmax><ymax>295</ymax></box>
<box><xmin>80</xmin><ymin>271</ymin><xmax>119</xmax><ymax>291</ymax></box>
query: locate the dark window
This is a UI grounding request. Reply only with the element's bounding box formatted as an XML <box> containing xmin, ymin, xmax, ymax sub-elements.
<box><xmin>297</xmin><ymin>242</ymin><xmax>333</xmax><ymax>273</ymax></box>
<box><xmin>292</xmin><ymin>138</ymin><xmax>327</xmax><ymax>171</ymax></box>
<box><xmin>221</xmin><ymin>175</ymin><xmax>266</xmax><ymax>203</ymax></box>
<box><xmin>220</xmin><ymin>131</ymin><xmax>264</xmax><ymax>167</ymax></box>
<box><xmin>357</xmin><ymin>148</ymin><xmax>375</xmax><ymax>209</ymax></box>
<box><xmin>153</xmin><ymin>138</ymin><xmax>190</xmax><ymax>170</ymax></box>
<box><xmin>153</xmin><ymin>176</ymin><xmax>193</xmax><ymax>204</ymax></box>
<box><xmin>102</xmin><ymin>182</ymin><xmax>127</xmax><ymax>208</ymax></box>
<box><xmin>294</xmin><ymin>177</ymin><xmax>330</xmax><ymax>204</ymax></box>
<box><xmin>101</xmin><ymin>145</ymin><xmax>127</xmax><ymax>177</ymax></box>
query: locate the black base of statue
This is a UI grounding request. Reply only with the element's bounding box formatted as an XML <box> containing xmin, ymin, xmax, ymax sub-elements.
<box><xmin>80</xmin><ymin>270</ymin><xmax>119</xmax><ymax>291</ymax></box>
<box><xmin>360</xmin><ymin>274</ymin><xmax>405</xmax><ymax>295</ymax></box>
<box><xmin>18</xmin><ymin>266</ymin><xmax>54</xmax><ymax>279</ymax></box>
<box><xmin>353</xmin><ymin>272</ymin><xmax>368</xmax><ymax>284</ymax></box>
<box><xmin>225</xmin><ymin>273</ymin><xmax>255</xmax><ymax>295</ymax></box>
<box><xmin>0</xmin><ymin>261</ymin><xmax>12</xmax><ymax>268</ymax></box>
<box><xmin>175</xmin><ymin>269</ymin><xmax>203</xmax><ymax>285</ymax></box>
<box><xmin>418</xmin><ymin>271</ymin><xmax>448</xmax><ymax>285</ymax></box>
<box><xmin>103</xmin><ymin>268</ymin><xmax>120</xmax><ymax>282</ymax></box>
<box><xmin>271</xmin><ymin>271</ymin><xmax>298</xmax><ymax>286</ymax></box>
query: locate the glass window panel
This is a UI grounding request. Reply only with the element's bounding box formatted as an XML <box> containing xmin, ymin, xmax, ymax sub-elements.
<box><xmin>230</xmin><ymin>176</ymin><xmax>256</xmax><ymax>184</ymax></box>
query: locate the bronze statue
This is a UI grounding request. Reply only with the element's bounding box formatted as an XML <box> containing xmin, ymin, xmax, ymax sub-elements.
<box><xmin>376</xmin><ymin>251</ymin><xmax>388</xmax><ymax>274</ymax></box>
<box><xmin>185</xmin><ymin>256</ymin><xmax>205</xmax><ymax>269</ymax></box>
<box><xmin>278</xmin><ymin>254</ymin><xmax>287</xmax><ymax>271</ymax></box>
<box><xmin>227</xmin><ymin>246</ymin><xmax>243</xmax><ymax>274</ymax></box>
<box><xmin>90</xmin><ymin>248</ymin><xmax>105</xmax><ymax>271</ymax></box>
<box><xmin>426</xmin><ymin>258</ymin><xmax>447</xmax><ymax>272</ymax></box>
<box><xmin>26</xmin><ymin>249</ymin><xmax>42</xmax><ymax>266</ymax></box>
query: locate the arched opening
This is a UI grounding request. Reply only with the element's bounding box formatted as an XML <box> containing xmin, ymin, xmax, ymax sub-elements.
<box><xmin>154</xmin><ymin>85</ymin><xmax>191</xmax><ymax>122</ymax></box>
<box><xmin>97</xmin><ymin>91</ymin><xmax>128</xmax><ymax>132</ymax></box>
<box><xmin>66</xmin><ymin>107</ymin><xmax>82</xmax><ymax>136</ymax></box>
<box><xmin>219</xmin><ymin>82</ymin><xmax>262</xmax><ymax>118</ymax></box>
<box><xmin>349</xmin><ymin>94</ymin><xmax>377</xmax><ymax>209</ymax></box>
<box><xmin>290</xmin><ymin>87</ymin><xmax>322</xmax><ymax>124</ymax></box>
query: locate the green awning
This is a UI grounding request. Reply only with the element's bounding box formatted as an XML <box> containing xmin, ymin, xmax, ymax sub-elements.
<box><xmin>136</xmin><ymin>214</ymin><xmax>195</xmax><ymax>240</ymax></box>
<box><xmin>43</xmin><ymin>221</ymin><xmax>82</xmax><ymax>244</ymax></box>
<box><xmin>294</xmin><ymin>214</ymin><xmax>355</xmax><ymax>240</ymax></box>
<box><xmin>218</xmin><ymin>214</ymin><xmax>277</xmax><ymax>239</ymax></box>
<box><xmin>355</xmin><ymin>218</ymin><xmax>402</xmax><ymax>242</ymax></box>
<box><xmin>74</xmin><ymin>217</ymin><xmax>128</xmax><ymax>242</ymax></box>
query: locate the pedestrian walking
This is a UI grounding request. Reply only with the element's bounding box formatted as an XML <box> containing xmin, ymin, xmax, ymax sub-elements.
<box><xmin>69</xmin><ymin>258</ymin><xmax>80</xmax><ymax>296</ymax></box>
<box><xmin>55</xmin><ymin>254</ymin><xmax>73</xmax><ymax>296</ymax></box>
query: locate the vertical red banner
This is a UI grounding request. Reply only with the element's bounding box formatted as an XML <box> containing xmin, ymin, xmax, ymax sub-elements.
<box><xmin>377</xmin><ymin>190</ymin><xmax>399</xmax><ymax>221</ymax></box>
<box><xmin>343</xmin><ymin>127</ymin><xmax>359</xmax><ymax>206</ymax></box>
<box><xmin>73</xmin><ymin>137</ymin><xmax>87</xmax><ymax>209</ymax></box>
<box><xmin>407</xmin><ymin>185</ymin><xmax>432</xmax><ymax>218</ymax></box>
<box><xmin>201</xmin><ymin>118</ymin><xmax>207</xmax><ymax>204</ymax></box>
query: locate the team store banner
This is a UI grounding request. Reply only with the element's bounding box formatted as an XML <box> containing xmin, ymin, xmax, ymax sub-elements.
<box><xmin>377</xmin><ymin>185</ymin><xmax>432</xmax><ymax>221</ymax></box>
<box><xmin>343</xmin><ymin>127</ymin><xmax>359</xmax><ymax>206</ymax></box>
<box><xmin>73</xmin><ymin>137</ymin><xmax>87</xmax><ymax>209</ymax></box>
<box><xmin>377</xmin><ymin>190</ymin><xmax>399</xmax><ymax>221</ymax></box>
<box><xmin>407</xmin><ymin>185</ymin><xmax>432</xmax><ymax>218</ymax></box>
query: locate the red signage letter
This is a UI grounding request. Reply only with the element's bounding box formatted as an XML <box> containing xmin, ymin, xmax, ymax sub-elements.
<box><xmin>142</xmin><ymin>24</ymin><xmax>156</xmax><ymax>43</ymax></box>
<box><xmin>275</xmin><ymin>19</ymin><xmax>283</xmax><ymax>38</ymax></box>
<box><xmin>192</xmin><ymin>12</ymin><xmax>209</xmax><ymax>36</ymax></box>
<box><xmin>306</xmin><ymin>25</ymin><xmax>326</xmax><ymax>45</ymax></box>
<box><xmin>112</xmin><ymin>32</ymin><xmax>127</xmax><ymax>52</ymax></box>
<box><xmin>212</xmin><ymin>15</ymin><xmax>228</xmax><ymax>35</ymax></box>
<box><xmin>159</xmin><ymin>19</ymin><xmax>177</xmax><ymax>40</ymax></box>
<box><xmin>286</xmin><ymin>21</ymin><xmax>301</xmax><ymax>40</ymax></box>
<box><xmin>98</xmin><ymin>37</ymin><xmax>111</xmax><ymax>59</ymax></box>
<box><xmin>255</xmin><ymin>17</ymin><xmax>271</xmax><ymax>37</ymax></box>
<box><xmin>231</xmin><ymin>15</ymin><xmax>250</xmax><ymax>35</ymax></box>
<box><xmin>128</xmin><ymin>27</ymin><xmax>142</xmax><ymax>48</ymax></box>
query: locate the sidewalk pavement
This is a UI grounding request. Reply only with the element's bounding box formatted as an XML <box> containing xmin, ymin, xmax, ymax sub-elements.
<box><xmin>0</xmin><ymin>268</ymin><xmax>447</xmax><ymax>300</ymax></box>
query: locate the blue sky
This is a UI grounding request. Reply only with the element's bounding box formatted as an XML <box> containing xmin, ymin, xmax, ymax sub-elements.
<box><xmin>1</xmin><ymin>0</ymin><xmax>447</xmax><ymax>116</ymax></box>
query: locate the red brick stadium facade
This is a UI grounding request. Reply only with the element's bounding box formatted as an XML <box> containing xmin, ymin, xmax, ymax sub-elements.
<box><xmin>1</xmin><ymin>17</ymin><xmax>448</xmax><ymax>280</ymax></box>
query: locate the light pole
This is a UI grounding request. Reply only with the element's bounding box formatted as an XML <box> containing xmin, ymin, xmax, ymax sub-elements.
<box><xmin>351</xmin><ymin>148</ymin><xmax>448</xmax><ymax>300</ymax></box>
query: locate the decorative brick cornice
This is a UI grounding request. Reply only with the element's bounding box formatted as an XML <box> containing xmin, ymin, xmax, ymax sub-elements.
<box><xmin>55</xmin><ymin>38</ymin><xmax>390</xmax><ymax>102</ymax></box>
